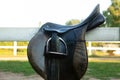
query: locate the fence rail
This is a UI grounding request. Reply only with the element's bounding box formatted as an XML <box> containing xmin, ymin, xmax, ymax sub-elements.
<box><xmin>0</xmin><ymin>41</ymin><xmax>27</xmax><ymax>56</ymax></box>
<box><xmin>0</xmin><ymin>27</ymin><xmax>119</xmax><ymax>41</ymax></box>
<box><xmin>0</xmin><ymin>41</ymin><xmax>119</xmax><ymax>56</ymax></box>
<box><xmin>0</xmin><ymin>27</ymin><xmax>119</xmax><ymax>56</ymax></box>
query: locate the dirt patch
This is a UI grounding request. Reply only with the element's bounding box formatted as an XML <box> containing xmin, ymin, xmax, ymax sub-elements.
<box><xmin>0</xmin><ymin>71</ymin><xmax>119</xmax><ymax>80</ymax></box>
<box><xmin>88</xmin><ymin>78</ymin><xmax>100</xmax><ymax>80</ymax></box>
<box><xmin>0</xmin><ymin>71</ymin><xmax>43</xmax><ymax>80</ymax></box>
<box><xmin>110</xmin><ymin>78</ymin><xmax>120</xmax><ymax>80</ymax></box>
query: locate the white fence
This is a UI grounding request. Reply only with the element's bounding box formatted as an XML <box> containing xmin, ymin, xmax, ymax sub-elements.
<box><xmin>0</xmin><ymin>27</ymin><xmax>120</xmax><ymax>56</ymax></box>
<box><xmin>0</xmin><ymin>27</ymin><xmax>119</xmax><ymax>41</ymax></box>
<box><xmin>0</xmin><ymin>41</ymin><xmax>27</xmax><ymax>56</ymax></box>
<box><xmin>0</xmin><ymin>41</ymin><xmax>120</xmax><ymax>56</ymax></box>
<box><xmin>87</xmin><ymin>41</ymin><xmax>120</xmax><ymax>55</ymax></box>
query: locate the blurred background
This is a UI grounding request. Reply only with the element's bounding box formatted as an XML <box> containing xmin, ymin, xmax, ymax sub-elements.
<box><xmin>0</xmin><ymin>0</ymin><xmax>120</xmax><ymax>80</ymax></box>
<box><xmin>0</xmin><ymin>0</ymin><xmax>120</xmax><ymax>58</ymax></box>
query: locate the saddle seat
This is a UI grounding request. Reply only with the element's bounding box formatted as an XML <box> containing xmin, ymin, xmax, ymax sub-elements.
<box><xmin>43</xmin><ymin>4</ymin><xmax>103</xmax><ymax>33</ymax></box>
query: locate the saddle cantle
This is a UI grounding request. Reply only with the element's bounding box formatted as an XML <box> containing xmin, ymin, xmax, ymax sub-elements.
<box><xmin>43</xmin><ymin>4</ymin><xmax>104</xmax><ymax>33</ymax></box>
<box><xmin>27</xmin><ymin>4</ymin><xmax>105</xmax><ymax>80</ymax></box>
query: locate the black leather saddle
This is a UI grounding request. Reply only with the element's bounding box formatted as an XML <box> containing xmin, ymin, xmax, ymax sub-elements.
<box><xmin>27</xmin><ymin>4</ymin><xmax>105</xmax><ymax>80</ymax></box>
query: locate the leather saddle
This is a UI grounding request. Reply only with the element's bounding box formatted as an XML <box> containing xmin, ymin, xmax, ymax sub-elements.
<box><xmin>27</xmin><ymin>4</ymin><xmax>105</xmax><ymax>80</ymax></box>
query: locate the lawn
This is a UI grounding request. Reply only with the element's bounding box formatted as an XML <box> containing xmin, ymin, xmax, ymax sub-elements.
<box><xmin>83</xmin><ymin>62</ymin><xmax>120</xmax><ymax>80</ymax></box>
<box><xmin>0</xmin><ymin>61</ymin><xmax>35</xmax><ymax>76</ymax></box>
<box><xmin>0</xmin><ymin>61</ymin><xmax>120</xmax><ymax>80</ymax></box>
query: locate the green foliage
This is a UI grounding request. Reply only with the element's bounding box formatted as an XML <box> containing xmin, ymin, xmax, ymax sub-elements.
<box><xmin>65</xmin><ymin>19</ymin><xmax>80</xmax><ymax>25</ymax></box>
<box><xmin>102</xmin><ymin>11</ymin><xmax>114</xmax><ymax>27</ymax></box>
<box><xmin>0</xmin><ymin>42</ymin><xmax>13</xmax><ymax>46</ymax></box>
<box><xmin>91</xmin><ymin>42</ymin><xmax>105</xmax><ymax>47</ymax></box>
<box><xmin>0</xmin><ymin>41</ymin><xmax>28</xmax><ymax>46</ymax></box>
<box><xmin>17</xmin><ymin>41</ymin><xmax>28</xmax><ymax>46</ymax></box>
<box><xmin>17</xmin><ymin>49</ymin><xmax>27</xmax><ymax>56</ymax></box>
<box><xmin>103</xmin><ymin>0</ymin><xmax>120</xmax><ymax>27</ymax></box>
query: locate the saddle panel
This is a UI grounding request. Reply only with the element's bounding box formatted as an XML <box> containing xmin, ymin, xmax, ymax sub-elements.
<box><xmin>43</xmin><ymin>4</ymin><xmax>105</xmax><ymax>33</ymax></box>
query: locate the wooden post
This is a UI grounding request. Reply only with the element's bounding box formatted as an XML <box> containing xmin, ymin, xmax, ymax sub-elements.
<box><xmin>88</xmin><ymin>41</ymin><xmax>92</xmax><ymax>56</ymax></box>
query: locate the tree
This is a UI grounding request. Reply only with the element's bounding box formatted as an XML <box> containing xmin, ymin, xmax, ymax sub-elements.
<box><xmin>65</xmin><ymin>19</ymin><xmax>80</xmax><ymax>25</ymax></box>
<box><xmin>103</xmin><ymin>0</ymin><xmax>120</xmax><ymax>27</ymax></box>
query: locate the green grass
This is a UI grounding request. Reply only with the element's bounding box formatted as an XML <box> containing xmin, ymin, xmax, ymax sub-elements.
<box><xmin>84</xmin><ymin>62</ymin><xmax>120</xmax><ymax>80</ymax></box>
<box><xmin>0</xmin><ymin>61</ymin><xmax>120</xmax><ymax>80</ymax></box>
<box><xmin>0</xmin><ymin>61</ymin><xmax>36</xmax><ymax>76</ymax></box>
